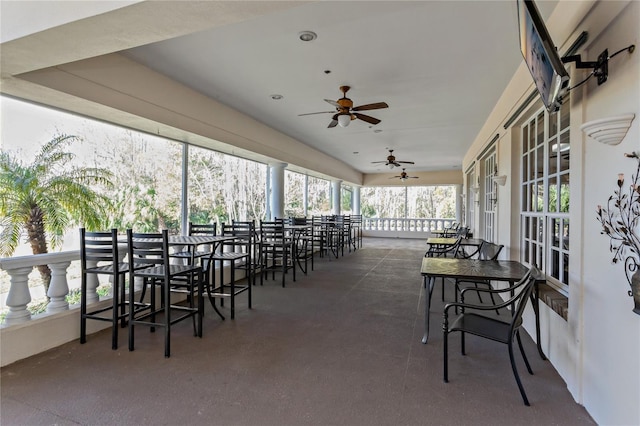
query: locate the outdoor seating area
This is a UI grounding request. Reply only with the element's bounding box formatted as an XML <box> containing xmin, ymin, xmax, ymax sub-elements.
<box><xmin>77</xmin><ymin>215</ymin><xmax>363</xmax><ymax>357</ymax></box>
<box><xmin>0</xmin><ymin>237</ymin><xmax>594</xmax><ymax>425</ymax></box>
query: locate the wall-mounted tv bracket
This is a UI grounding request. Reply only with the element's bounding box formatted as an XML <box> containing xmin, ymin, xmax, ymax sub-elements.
<box><xmin>563</xmin><ymin>44</ymin><xmax>635</xmax><ymax>87</ymax></box>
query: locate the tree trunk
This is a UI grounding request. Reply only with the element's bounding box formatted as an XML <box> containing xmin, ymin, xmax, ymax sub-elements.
<box><xmin>26</xmin><ymin>206</ymin><xmax>51</xmax><ymax>295</ymax></box>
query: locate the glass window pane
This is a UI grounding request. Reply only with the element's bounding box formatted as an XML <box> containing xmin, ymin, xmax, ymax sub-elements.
<box><xmin>559</xmin><ymin>173</ymin><xmax>570</xmax><ymax>213</ymax></box>
<box><xmin>548</xmin><ymin>139</ymin><xmax>559</xmax><ymax>176</ymax></box>
<box><xmin>549</xmin><ymin>109</ymin><xmax>558</xmax><ymax>137</ymax></box>
<box><xmin>536</xmin><ymin>181</ymin><xmax>544</xmax><ymax>212</ymax></box>
<box><xmin>551</xmin><ymin>249</ymin><xmax>560</xmax><ymax>279</ymax></box>
<box><xmin>307</xmin><ymin>176</ymin><xmax>330</xmax><ymax>216</ymax></box>
<box><xmin>285</xmin><ymin>170</ymin><xmax>305</xmax><ymax>217</ymax></box>
<box><xmin>559</xmin><ymin>131</ymin><xmax>570</xmax><ymax>172</ymax></box>
<box><xmin>536</xmin><ymin>111</ymin><xmax>545</xmax><ymax>144</ymax></box>
<box><xmin>523</xmin><ymin>125</ymin><xmax>529</xmax><ymax>152</ymax></box>
<box><xmin>529</xmin><ymin>124</ymin><xmax>535</xmax><ymax>152</ymax></box>
<box><xmin>563</xmin><ymin>219</ymin><xmax>570</xmax><ymax>249</ymax></box>
<box><xmin>560</xmin><ymin>95</ymin><xmax>570</xmax><ymax>130</ymax></box>
<box><xmin>529</xmin><ymin>154</ymin><xmax>535</xmax><ymax>181</ymax></box>
<box><xmin>536</xmin><ymin>144</ymin><xmax>544</xmax><ymax>177</ymax></box>
<box><xmin>548</xmin><ymin>176</ymin><xmax>557</xmax><ymax>213</ymax></box>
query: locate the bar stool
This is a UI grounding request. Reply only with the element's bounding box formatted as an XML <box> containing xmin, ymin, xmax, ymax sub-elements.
<box><xmin>127</xmin><ymin>229</ymin><xmax>203</xmax><ymax>358</ymax></box>
<box><xmin>80</xmin><ymin>228</ymin><xmax>132</xmax><ymax>350</ymax></box>
<box><xmin>204</xmin><ymin>223</ymin><xmax>251</xmax><ymax>320</ymax></box>
<box><xmin>259</xmin><ymin>220</ymin><xmax>295</xmax><ymax>287</ymax></box>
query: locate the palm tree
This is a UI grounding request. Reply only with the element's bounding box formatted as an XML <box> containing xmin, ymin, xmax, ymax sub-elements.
<box><xmin>0</xmin><ymin>135</ymin><xmax>113</xmax><ymax>292</ymax></box>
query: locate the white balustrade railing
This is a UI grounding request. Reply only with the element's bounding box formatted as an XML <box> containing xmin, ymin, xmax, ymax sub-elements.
<box><xmin>362</xmin><ymin>217</ymin><xmax>456</xmax><ymax>233</ymax></box>
<box><xmin>0</xmin><ymin>218</ymin><xmax>453</xmax><ymax>326</ymax></box>
<box><xmin>0</xmin><ymin>251</ymin><xmax>80</xmax><ymax>325</ymax></box>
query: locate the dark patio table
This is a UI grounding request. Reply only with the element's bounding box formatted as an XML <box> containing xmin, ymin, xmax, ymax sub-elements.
<box><xmin>420</xmin><ymin>257</ymin><xmax>546</xmax><ymax>359</ymax></box>
<box><xmin>129</xmin><ymin>234</ymin><xmax>238</xmax><ymax>320</ymax></box>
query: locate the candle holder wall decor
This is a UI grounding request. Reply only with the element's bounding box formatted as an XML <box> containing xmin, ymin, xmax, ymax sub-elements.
<box><xmin>596</xmin><ymin>152</ymin><xmax>640</xmax><ymax>315</ymax></box>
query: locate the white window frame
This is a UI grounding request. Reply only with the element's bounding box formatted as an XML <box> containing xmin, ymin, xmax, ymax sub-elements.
<box><xmin>520</xmin><ymin>101</ymin><xmax>570</xmax><ymax>293</ymax></box>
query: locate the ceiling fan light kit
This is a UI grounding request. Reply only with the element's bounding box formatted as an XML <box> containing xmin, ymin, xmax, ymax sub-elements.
<box><xmin>338</xmin><ymin>114</ymin><xmax>351</xmax><ymax>127</ymax></box>
<box><xmin>299</xmin><ymin>85</ymin><xmax>388</xmax><ymax>128</ymax></box>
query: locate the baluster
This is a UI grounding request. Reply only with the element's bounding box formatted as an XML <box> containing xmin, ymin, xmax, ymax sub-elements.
<box><xmin>4</xmin><ymin>266</ymin><xmax>33</xmax><ymax>324</ymax></box>
<box><xmin>47</xmin><ymin>261</ymin><xmax>71</xmax><ymax>313</ymax></box>
<box><xmin>84</xmin><ymin>259</ymin><xmax>101</xmax><ymax>304</ymax></box>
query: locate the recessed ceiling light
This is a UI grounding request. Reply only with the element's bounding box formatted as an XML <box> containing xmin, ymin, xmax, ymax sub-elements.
<box><xmin>374</xmin><ymin>129</ymin><xmax>383</xmax><ymax>133</ymax></box>
<box><xmin>298</xmin><ymin>31</ymin><xmax>317</xmax><ymax>42</ymax></box>
<box><xmin>270</xmin><ymin>94</ymin><xmax>283</xmax><ymax>100</ymax></box>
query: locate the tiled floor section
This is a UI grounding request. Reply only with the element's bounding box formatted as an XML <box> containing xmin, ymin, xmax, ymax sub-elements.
<box><xmin>0</xmin><ymin>238</ymin><xmax>594</xmax><ymax>425</ymax></box>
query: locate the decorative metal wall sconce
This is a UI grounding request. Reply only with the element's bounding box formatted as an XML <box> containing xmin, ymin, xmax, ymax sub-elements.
<box><xmin>596</xmin><ymin>152</ymin><xmax>640</xmax><ymax>315</ymax></box>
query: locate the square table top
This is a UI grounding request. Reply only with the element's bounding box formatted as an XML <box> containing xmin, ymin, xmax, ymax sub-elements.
<box><xmin>426</xmin><ymin>237</ymin><xmax>484</xmax><ymax>247</ymax></box>
<box><xmin>420</xmin><ymin>257</ymin><xmax>530</xmax><ymax>282</ymax></box>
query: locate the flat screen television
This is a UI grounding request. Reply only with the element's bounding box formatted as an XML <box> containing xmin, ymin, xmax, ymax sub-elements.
<box><xmin>517</xmin><ymin>0</ymin><xmax>569</xmax><ymax>112</ymax></box>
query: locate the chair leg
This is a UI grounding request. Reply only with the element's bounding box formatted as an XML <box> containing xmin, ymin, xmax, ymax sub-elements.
<box><xmin>516</xmin><ymin>331</ymin><xmax>534</xmax><ymax>375</ymax></box>
<box><xmin>509</xmin><ymin>341</ymin><xmax>530</xmax><ymax>406</ymax></box>
<box><xmin>230</xmin><ymin>264</ymin><xmax>236</xmax><ymax>319</ymax></box>
<box><xmin>197</xmin><ymin>269</ymin><xmax>203</xmax><ymax>338</ymax></box>
<box><xmin>164</xmin><ymin>280</ymin><xmax>171</xmax><ymax>358</ymax></box>
<box><xmin>80</xmin><ymin>273</ymin><xmax>87</xmax><ymax>344</ymax></box>
<box><xmin>119</xmin><ymin>273</ymin><xmax>127</xmax><ymax>329</ymax></box>
<box><xmin>128</xmin><ymin>277</ymin><xmax>135</xmax><ymax>352</ymax></box>
<box><xmin>111</xmin><ymin>274</ymin><xmax>119</xmax><ymax>350</ymax></box>
<box><xmin>461</xmin><ymin>331</ymin><xmax>466</xmax><ymax>356</ymax></box>
<box><xmin>443</xmin><ymin>330</ymin><xmax>449</xmax><ymax>383</ymax></box>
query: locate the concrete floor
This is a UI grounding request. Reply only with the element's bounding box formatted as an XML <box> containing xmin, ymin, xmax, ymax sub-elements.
<box><xmin>0</xmin><ymin>238</ymin><xmax>594</xmax><ymax>425</ymax></box>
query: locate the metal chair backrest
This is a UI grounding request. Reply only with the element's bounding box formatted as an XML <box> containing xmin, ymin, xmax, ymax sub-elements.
<box><xmin>456</xmin><ymin>227</ymin><xmax>469</xmax><ymax>238</ymax></box>
<box><xmin>230</xmin><ymin>220</ymin><xmax>256</xmax><ymax>238</ymax></box>
<box><xmin>80</xmin><ymin>228</ymin><xmax>119</xmax><ymax>270</ymax></box>
<box><xmin>189</xmin><ymin>222</ymin><xmax>216</xmax><ymax>236</ymax></box>
<box><xmin>126</xmin><ymin>230</ymin><xmax>168</xmax><ymax>269</ymax></box>
<box><xmin>479</xmin><ymin>241</ymin><xmax>504</xmax><ymax>260</ymax></box>
<box><xmin>290</xmin><ymin>217</ymin><xmax>308</xmax><ymax>225</ymax></box>
<box><xmin>260</xmin><ymin>220</ymin><xmax>286</xmax><ymax>243</ymax></box>
<box><xmin>509</xmin><ymin>268</ymin><xmax>538</xmax><ymax>332</ymax></box>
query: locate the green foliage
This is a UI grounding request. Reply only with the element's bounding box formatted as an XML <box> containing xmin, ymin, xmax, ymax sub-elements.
<box><xmin>0</xmin><ymin>134</ymin><xmax>113</xmax><ymax>257</ymax></box>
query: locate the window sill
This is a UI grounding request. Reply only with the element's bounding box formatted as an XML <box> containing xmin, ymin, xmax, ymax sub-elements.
<box><xmin>538</xmin><ymin>283</ymin><xmax>568</xmax><ymax>321</ymax></box>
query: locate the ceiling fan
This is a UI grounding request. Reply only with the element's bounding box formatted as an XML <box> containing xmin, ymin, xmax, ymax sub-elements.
<box><xmin>298</xmin><ymin>85</ymin><xmax>388</xmax><ymax>128</ymax></box>
<box><xmin>390</xmin><ymin>168</ymin><xmax>419</xmax><ymax>182</ymax></box>
<box><xmin>372</xmin><ymin>149</ymin><xmax>415</xmax><ymax>169</ymax></box>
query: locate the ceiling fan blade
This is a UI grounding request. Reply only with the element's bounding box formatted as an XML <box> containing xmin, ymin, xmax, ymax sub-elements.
<box><xmin>328</xmin><ymin>114</ymin><xmax>338</xmax><ymax>128</ymax></box>
<box><xmin>353</xmin><ymin>113</ymin><xmax>381</xmax><ymax>125</ymax></box>
<box><xmin>298</xmin><ymin>111</ymin><xmax>334</xmax><ymax>116</ymax></box>
<box><xmin>352</xmin><ymin>102</ymin><xmax>389</xmax><ymax>112</ymax></box>
<box><xmin>324</xmin><ymin>99</ymin><xmax>340</xmax><ymax>108</ymax></box>
<box><xmin>371</xmin><ymin>161</ymin><xmax>388</xmax><ymax>164</ymax></box>
<box><xmin>396</xmin><ymin>160</ymin><xmax>415</xmax><ymax>165</ymax></box>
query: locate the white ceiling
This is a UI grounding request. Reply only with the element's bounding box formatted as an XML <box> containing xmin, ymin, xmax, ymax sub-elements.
<box><xmin>122</xmin><ymin>1</ymin><xmax>556</xmax><ymax>174</ymax></box>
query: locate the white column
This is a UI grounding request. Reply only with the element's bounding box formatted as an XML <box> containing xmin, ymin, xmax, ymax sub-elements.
<box><xmin>455</xmin><ymin>184</ymin><xmax>463</xmax><ymax>224</ymax></box>
<box><xmin>352</xmin><ymin>186</ymin><xmax>361</xmax><ymax>215</ymax></box>
<box><xmin>269</xmin><ymin>162</ymin><xmax>287</xmax><ymax>220</ymax></box>
<box><xmin>303</xmin><ymin>174</ymin><xmax>309</xmax><ymax>217</ymax></box>
<box><xmin>47</xmin><ymin>261</ymin><xmax>71</xmax><ymax>313</ymax></box>
<box><xmin>331</xmin><ymin>180</ymin><xmax>342</xmax><ymax>215</ymax></box>
<box><xmin>181</xmin><ymin>143</ymin><xmax>189</xmax><ymax>235</ymax></box>
<box><xmin>4</xmin><ymin>267</ymin><xmax>33</xmax><ymax>324</ymax></box>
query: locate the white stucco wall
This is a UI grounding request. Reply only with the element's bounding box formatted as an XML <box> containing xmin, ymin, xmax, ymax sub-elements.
<box><xmin>465</xmin><ymin>1</ymin><xmax>640</xmax><ymax>424</ymax></box>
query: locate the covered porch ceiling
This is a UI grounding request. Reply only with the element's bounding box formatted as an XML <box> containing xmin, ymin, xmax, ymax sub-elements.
<box><xmin>0</xmin><ymin>1</ymin><xmax>556</xmax><ymax>185</ymax></box>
